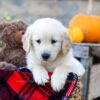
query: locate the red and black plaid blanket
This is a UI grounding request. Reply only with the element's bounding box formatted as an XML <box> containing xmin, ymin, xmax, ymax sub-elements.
<box><xmin>0</xmin><ymin>67</ymin><xmax>78</xmax><ymax>100</ymax></box>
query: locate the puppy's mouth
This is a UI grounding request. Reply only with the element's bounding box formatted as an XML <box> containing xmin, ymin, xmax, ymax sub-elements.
<box><xmin>41</xmin><ymin>58</ymin><xmax>51</xmax><ymax>64</ymax></box>
<box><xmin>41</xmin><ymin>60</ymin><xmax>48</xmax><ymax>63</ymax></box>
<box><xmin>41</xmin><ymin>58</ymin><xmax>50</xmax><ymax>63</ymax></box>
<box><xmin>40</xmin><ymin>60</ymin><xmax>50</xmax><ymax>67</ymax></box>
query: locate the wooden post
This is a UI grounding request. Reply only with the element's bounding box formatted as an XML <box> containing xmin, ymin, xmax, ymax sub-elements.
<box><xmin>81</xmin><ymin>57</ymin><xmax>93</xmax><ymax>100</ymax></box>
<box><xmin>73</xmin><ymin>43</ymin><xmax>100</xmax><ymax>100</ymax></box>
<box><xmin>87</xmin><ymin>0</ymin><xmax>93</xmax><ymax>15</ymax></box>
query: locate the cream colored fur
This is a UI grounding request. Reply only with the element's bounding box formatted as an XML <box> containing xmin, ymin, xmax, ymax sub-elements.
<box><xmin>22</xmin><ymin>18</ymin><xmax>85</xmax><ymax>91</ymax></box>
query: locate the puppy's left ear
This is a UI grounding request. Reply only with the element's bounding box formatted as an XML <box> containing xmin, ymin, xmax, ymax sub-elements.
<box><xmin>22</xmin><ymin>27</ymin><xmax>32</xmax><ymax>53</ymax></box>
<box><xmin>62</xmin><ymin>32</ymin><xmax>72</xmax><ymax>55</ymax></box>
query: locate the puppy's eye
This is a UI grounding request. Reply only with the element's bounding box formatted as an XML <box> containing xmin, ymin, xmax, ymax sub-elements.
<box><xmin>51</xmin><ymin>39</ymin><xmax>57</xmax><ymax>44</ymax></box>
<box><xmin>36</xmin><ymin>39</ymin><xmax>41</xmax><ymax>44</ymax></box>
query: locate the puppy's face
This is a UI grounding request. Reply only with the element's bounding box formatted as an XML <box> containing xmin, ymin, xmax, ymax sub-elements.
<box><xmin>32</xmin><ymin>32</ymin><xmax>62</xmax><ymax>62</ymax></box>
<box><xmin>22</xmin><ymin>18</ymin><xmax>72</xmax><ymax>63</ymax></box>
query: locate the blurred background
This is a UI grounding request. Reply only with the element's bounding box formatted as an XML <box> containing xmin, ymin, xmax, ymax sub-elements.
<box><xmin>0</xmin><ymin>0</ymin><xmax>100</xmax><ymax>100</ymax></box>
<box><xmin>0</xmin><ymin>0</ymin><xmax>100</xmax><ymax>26</ymax></box>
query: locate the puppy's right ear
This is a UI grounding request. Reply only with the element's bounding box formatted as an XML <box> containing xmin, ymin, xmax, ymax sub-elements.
<box><xmin>22</xmin><ymin>27</ymin><xmax>32</xmax><ymax>53</ymax></box>
<box><xmin>62</xmin><ymin>32</ymin><xmax>72</xmax><ymax>55</ymax></box>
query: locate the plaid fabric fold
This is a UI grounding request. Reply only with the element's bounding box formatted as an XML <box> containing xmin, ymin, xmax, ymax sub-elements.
<box><xmin>0</xmin><ymin>67</ymin><xmax>78</xmax><ymax>100</ymax></box>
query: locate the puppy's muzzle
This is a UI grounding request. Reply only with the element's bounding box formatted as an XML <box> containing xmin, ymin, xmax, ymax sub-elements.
<box><xmin>42</xmin><ymin>53</ymin><xmax>50</xmax><ymax>61</ymax></box>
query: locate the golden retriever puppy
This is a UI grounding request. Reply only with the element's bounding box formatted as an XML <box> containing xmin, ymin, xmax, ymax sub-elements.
<box><xmin>22</xmin><ymin>18</ymin><xmax>85</xmax><ymax>91</ymax></box>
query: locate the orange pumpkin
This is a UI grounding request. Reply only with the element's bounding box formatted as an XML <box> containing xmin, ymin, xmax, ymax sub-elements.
<box><xmin>69</xmin><ymin>14</ymin><xmax>100</xmax><ymax>43</ymax></box>
<box><xmin>67</xmin><ymin>27</ymin><xmax>84</xmax><ymax>43</ymax></box>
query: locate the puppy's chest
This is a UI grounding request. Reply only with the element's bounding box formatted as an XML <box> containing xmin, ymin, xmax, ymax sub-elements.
<box><xmin>42</xmin><ymin>60</ymin><xmax>63</xmax><ymax>72</ymax></box>
<box><xmin>45</xmin><ymin>63</ymin><xmax>62</xmax><ymax>72</ymax></box>
<box><xmin>45</xmin><ymin>66</ymin><xmax>56</xmax><ymax>72</ymax></box>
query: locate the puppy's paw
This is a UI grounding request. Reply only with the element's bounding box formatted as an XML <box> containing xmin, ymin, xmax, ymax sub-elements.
<box><xmin>32</xmin><ymin>68</ymin><xmax>49</xmax><ymax>85</ymax></box>
<box><xmin>51</xmin><ymin>72</ymin><xmax>68</xmax><ymax>92</ymax></box>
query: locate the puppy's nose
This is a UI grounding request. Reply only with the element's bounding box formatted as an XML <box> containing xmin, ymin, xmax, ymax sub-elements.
<box><xmin>42</xmin><ymin>53</ymin><xmax>50</xmax><ymax>60</ymax></box>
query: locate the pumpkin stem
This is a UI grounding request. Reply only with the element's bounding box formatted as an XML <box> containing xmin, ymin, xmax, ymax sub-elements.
<box><xmin>87</xmin><ymin>0</ymin><xmax>93</xmax><ymax>15</ymax></box>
